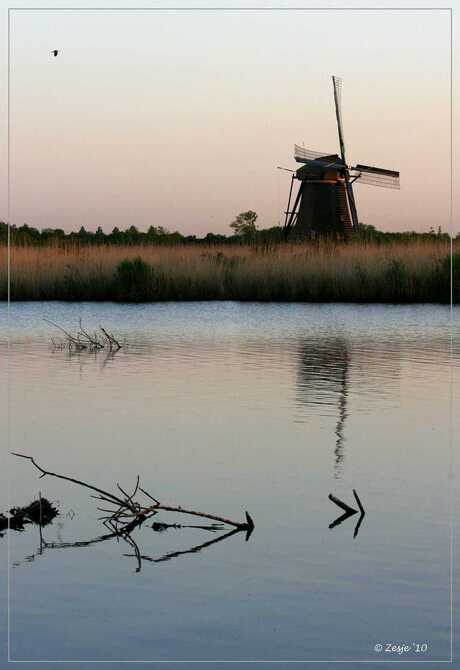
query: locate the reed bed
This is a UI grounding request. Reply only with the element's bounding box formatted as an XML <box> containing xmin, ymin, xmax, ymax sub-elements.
<box><xmin>2</xmin><ymin>240</ymin><xmax>457</xmax><ymax>303</ymax></box>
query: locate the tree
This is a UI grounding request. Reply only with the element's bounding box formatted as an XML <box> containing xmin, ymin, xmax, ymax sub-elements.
<box><xmin>205</xmin><ymin>232</ymin><xmax>226</xmax><ymax>243</ymax></box>
<box><xmin>95</xmin><ymin>226</ymin><xmax>105</xmax><ymax>241</ymax></box>
<box><xmin>230</xmin><ymin>211</ymin><xmax>258</xmax><ymax>240</ymax></box>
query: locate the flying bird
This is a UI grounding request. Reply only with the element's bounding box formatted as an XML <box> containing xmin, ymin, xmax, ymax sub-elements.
<box><xmin>51</xmin><ymin>50</ymin><xmax>59</xmax><ymax>57</ymax></box>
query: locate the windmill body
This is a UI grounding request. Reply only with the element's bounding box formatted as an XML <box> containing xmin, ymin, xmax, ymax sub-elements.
<box><xmin>291</xmin><ymin>155</ymin><xmax>353</xmax><ymax>238</ymax></box>
<box><xmin>284</xmin><ymin>77</ymin><xmax>400</xmax><ymax>239</ymax></box>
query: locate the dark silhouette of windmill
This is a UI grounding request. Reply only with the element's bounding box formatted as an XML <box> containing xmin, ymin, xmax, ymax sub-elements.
<box><xmin>51</xmin><ymin>50</ymin><xmax>59</xmax><ymax>57</ymax></box>
<box><xmin>283</xmin><ymin>76</ymin><xmax>400</xmax><ymax>239</ymax></box>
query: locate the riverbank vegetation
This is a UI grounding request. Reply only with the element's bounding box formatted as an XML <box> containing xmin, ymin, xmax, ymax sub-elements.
<box><xmin>2</xmin><ymin>239</ymin><xmax>457</xmax><ymax>303</ymax></box>
<box><xmin>0</xmin><ymin>219</ymin><xmax>453</xmax><ymax>248</ymax></box>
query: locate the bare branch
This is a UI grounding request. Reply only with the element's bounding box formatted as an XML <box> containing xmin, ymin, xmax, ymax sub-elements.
<box><xmin>99</xmin><ymin>326</ymin><xmax>121</xmax><ymax>351</ymax></box>
<box><xmin>139</xmin><ymin>487</ymin><xmax>160</xmax><ymax>505</ymax></box>
<box><xmin>12</xmin><ymin>453</ymin><xmax>126</xmax><ymax>508</ymax></box>
<box><xmin>12</xmin><ymin>453</ymin><xmax>254</xmax><ymax>547</ymax></box>
<box><xmin>45</xmin><ymin>319</ymin><xmax>123</xmax><ymax>354</ymax></box>
<box><xmin>78</xmin><ymin>319</ymin><xmax>104</xmax><ymax>349</ymax></box>
<box><xmin>43</xmin><ymin>318</ymin><xmax>82</xmax><ymax>347</ymax></box>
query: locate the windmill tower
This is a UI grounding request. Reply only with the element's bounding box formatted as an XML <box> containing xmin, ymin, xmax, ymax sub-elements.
<box><xmin>284</xmin><ymin>76</ymin><xmax>400</xmax><ymax>239</ymax></box>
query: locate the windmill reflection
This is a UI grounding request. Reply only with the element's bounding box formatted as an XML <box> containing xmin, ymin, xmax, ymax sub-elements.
<box><xmin>334</xmin><ymin>349</ymin><xmax>349</xmax><ymax>478</ymax></box>
<box><xmin>296</xmin><ymin>337</ymin><xmax>350</xmax><ymax>479</ymax></box>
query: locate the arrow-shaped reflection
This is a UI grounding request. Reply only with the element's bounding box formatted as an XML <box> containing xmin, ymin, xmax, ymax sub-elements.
<box><xmin>328</xmin><ymin>489</ymin><xmax>365</xmax><ymax>538</ymax></box>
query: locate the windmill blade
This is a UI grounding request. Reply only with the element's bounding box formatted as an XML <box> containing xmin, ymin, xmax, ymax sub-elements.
<box><xmin>352</xmin><ymin>164</ymin><xmax>400</xmax><ymax>189</ymax></box>
<box><xmin>332</xmin><ymin>76</ymin><xmax>346</xmax><ymax>163</ymax></box>
<box><xmin>355</xmin><ymin>164</ymin><xmax>400</xmax><ymax>178</ymax></box>
<box><xmin>294</xmin><ymin>145</ymin><xmax>337</xmax><ymax>161</ymax></box>
<box><xmin>354</xmin><ymin>173</ymin><xmax>400</xmax><ymax>189</ymax></box>
<box><xmin>294</xmin><ymin>157</ymin><xmax>345</xmax><ymax>171</ymax></box>
<box><xmin>332</xmin><ymin>76</ymin><xmax>359</xmax><ymax>230</ymax></box>
<box><xmin>344</xmin><ymin>180</ymin><xmax>359</xmax><ymax>230</ymax></box>
<box><xmin>294</xmin><ymin>145</ymin><xmax>344</xmax><ymax>170</ymax></box>
<box><xmin>332</xmin><ymin>77</ymin><xmax>343</xmax><ymax>123</ymax></box>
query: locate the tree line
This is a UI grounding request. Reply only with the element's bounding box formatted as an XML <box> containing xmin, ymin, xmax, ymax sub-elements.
<box><xmin>0</xmin><ymin>212</ymin><xmax>283</xmax><ymax>247</ymax></box>
<box><xmin>0</xmin><ymin>215</ymin><xmax>452</xmax><ymax>247</ymax></box>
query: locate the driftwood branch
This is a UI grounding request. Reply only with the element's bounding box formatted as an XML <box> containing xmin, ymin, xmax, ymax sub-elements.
<box><xmin>99</xmin><ymin>326</ymin><xmax>122</xmax><ymax>351</ymax></box>
<box><xmin>44</xmin><ymin>318</ymin><xmax>85</xmax><ymax>349</ymax></box>
<box><xmin>12</xmin><ymin>453</ymin><xmax>127</xmax><ymax>509</ymax></box>
<box><xmin>78</xmin><ymin>318</ymin><xmax>105</xmax><ymax>350</ymax></box>
<box><xmin>45</xmin><ymin>319</ymin><xmax>123</xmax><ymax>353</ymax></box>
<box><xmin>11</xmin><ymin>454</ymin><xmax>255</xmax><ymax>571</ymax></box>
<box><xmin>12</xmin><ymin>453</ymin><xmax>254</xmax><ymax>537</ymax></box>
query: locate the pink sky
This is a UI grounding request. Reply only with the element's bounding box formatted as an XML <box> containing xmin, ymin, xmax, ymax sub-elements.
<box><xmin>5</xmin><ymin>7</ymin><xmax>452</xmax><ymax>235</ymax></box>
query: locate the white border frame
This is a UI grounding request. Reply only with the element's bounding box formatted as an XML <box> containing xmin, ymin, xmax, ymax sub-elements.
<box><xmin>6</xmin><ymin>5</ymin><xmax>454</xmax><ymax>664</ymax></box>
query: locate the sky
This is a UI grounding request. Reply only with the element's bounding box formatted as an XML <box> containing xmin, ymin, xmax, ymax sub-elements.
<box><xmin>4</xmin><ymin>6</ymin><xmax>453</xmax><ymax>235</ymax></box>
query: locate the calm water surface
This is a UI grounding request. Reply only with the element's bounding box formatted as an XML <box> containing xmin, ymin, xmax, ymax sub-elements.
<box><xmin>0</xmin><ymin>302</ymin><xmax>458</xmax><ymax>667</ymax></box>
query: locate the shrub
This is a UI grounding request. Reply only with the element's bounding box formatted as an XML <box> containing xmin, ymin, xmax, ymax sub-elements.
<box><xmin>431</xmin><ymin>252</ymin><xmax>460</xmax><ymax>303</ymax></box>
<box><xmin>114</xmin><ymin>257</ymin><xmax>153</xmax><ymax>302</ymax></box>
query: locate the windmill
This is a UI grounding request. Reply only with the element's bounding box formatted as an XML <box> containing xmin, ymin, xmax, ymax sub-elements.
<box><xmin>283</xmin><ymin>76</ymin><xmax>400</xmax><ymax>239</ymax></box>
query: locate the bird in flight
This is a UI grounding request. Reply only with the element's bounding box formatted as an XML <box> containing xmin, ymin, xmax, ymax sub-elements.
<box><xmin>51</xmin><ymin>50</ymin><xmax>59</xmax><ymax>57</ymax></box>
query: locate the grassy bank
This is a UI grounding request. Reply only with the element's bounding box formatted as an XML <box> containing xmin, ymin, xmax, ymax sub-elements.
<box><xmin>2</xmin><ymin>240</ymin><xmax>457</xmax><ymax>303</ymax></box>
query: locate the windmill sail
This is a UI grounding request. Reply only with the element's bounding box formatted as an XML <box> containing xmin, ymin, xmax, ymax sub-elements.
<box><xmin>294</xmin><ymin>146</ymin><xmax>338</xmax><ymax>162</ymax></box>
<box><xmin>332</xmin><ymin>76</ymin><xmax>359</xmax><ymax>231</ymax></box>
<box><xmin>353</xmin><ymin>164</ymin><xmax>400</xmax><ymax>189</ymax></box>
<box><xmin>294</xmin><ymin>145</ymin><xmax>345</xmax><ymax>171</ymax></box>
<box><xmin>332</xmin><ymin>77</ymin><xmax>345</xmax><ymax>160</ymax></box>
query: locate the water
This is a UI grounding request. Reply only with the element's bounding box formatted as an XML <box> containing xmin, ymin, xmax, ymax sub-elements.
<box><xmin>0</xmin><ymin>302</ymin><xmax>458</xmax><ymax>666</ymax></box>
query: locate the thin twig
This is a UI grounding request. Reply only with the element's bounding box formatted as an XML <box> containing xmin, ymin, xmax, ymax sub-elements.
<box><xmin>43</xmin><ymin>318</ymin><xmax>82</xmax><ymax>347</ymax></box>
<box><xmin>139</xmin><ymin>487</ymin><xmax>160</xmax><ymax>505</ymax></box>
<box><xmin>99</xmin><ymin>326</ymin><xmax>121</xmax><ymax>351</ymax></box>
<box><xmin>78</xmin><ymin>319</ymin><xmax>104</xmax><ymax>349</ymax></box>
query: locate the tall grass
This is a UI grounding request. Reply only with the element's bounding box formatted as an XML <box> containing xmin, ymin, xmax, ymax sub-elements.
<box><xmin>1</xmin><ymin>240</ymin><xmax>457</xmax><ymax>303</ymax></box>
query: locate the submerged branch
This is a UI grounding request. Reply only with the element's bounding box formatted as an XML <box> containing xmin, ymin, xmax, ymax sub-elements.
<box><xmin>149</xmin><ymin>504</ymin><xmax>252</xmax><ymax>530</ymax></box>
<box><xmin>10</xmin><ymin>453</ymin><xmax>254</xmax><ymax>571</ymax></box>
<box><xmin>45</xmin><ymin>319</ymin><xmax>124</xmax><ymax>353</ymax></box>
<box><xmin>99</xmin><ymin>326</ymin><xmax>122</xmax><ymax>351</ymax></box>
<box><xmin>12</xmin><ymin>453</ymin><xmax>254</xmax><ymax>537</ymax></box>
